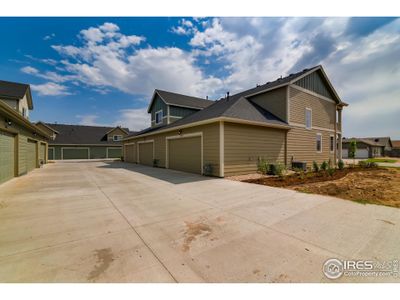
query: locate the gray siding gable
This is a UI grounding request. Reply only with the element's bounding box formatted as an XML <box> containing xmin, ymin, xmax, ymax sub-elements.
<box><xmin>294</xmin><ymin>70</ymin><xmax>335</xmax><ymax>100</ymax></box>
<box><xmin>169</xmin><ymin>105</ymin><xmax>199</xmax><ymax>118</ymax></box>
<box><xmin>150</xmin><ymin>95</ymin><xmax>168</xmax><ymax>121</ymax></box>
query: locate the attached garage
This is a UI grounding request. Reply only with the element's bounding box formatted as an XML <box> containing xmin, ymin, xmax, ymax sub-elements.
<box><xmin>0</xmin><ymin>131</ymin><xmax>16</xmax><ymax>184</ymax></box>
<box><xmin>167</xmin><ymin>135</ymin><xmax>202</xmax><ymax>174</ymax></box>
<box><xmin>48</xmin><ymin>147</ymin><xmax>55</xmax><ymax>160</ymax></box>
<box><xmin>342</xmin><ymin>148</ymin><xmax>368</xmax><ymax>159</ymax></box>
<box><xmin>138</xmin><ymin>141</ymin><xmax>154</xmax><ymax>166</ymax></box>
<box><xmin>26</xmin><ymin>140</ymin><xmax>37</xmax><ymax>172</ymax></box>
<box><xmin>124</xmin><ymin>143</ymin><xmax>136</xmax><ymax>163</ymax></box>
<box><xmin>107</xmin><ymin>147</ymin><xmax>122</xmax><ymax>158</ymax></box>
<box><xmin>62</xmin><ymin>148</ymin><xmax>89</xmax><ymax>159</ymax></box>
<box><xmin>39</xmin><ymin>142</ymin><xmax>46</xmax><ymax>164</ymax></box>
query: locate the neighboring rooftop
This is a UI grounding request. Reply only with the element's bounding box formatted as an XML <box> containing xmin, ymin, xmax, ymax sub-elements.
<box><xmin>45</xmin><ymin>123</ymin><xmax>131</xmax><ymax>145</ymax></box>
<box><xmin>392</xmin><ymin>140</ymin><xmax>400</xmax><ymax>149</ymax></box>
<box><xmin>0</xmin><ymin>79</ymin><xmax>33</xmax><ymax>109</ymax></box>
<box><xmin>343</xmin><ymin>137</ymin><xmax>392</xmax><ymax>147</ymax></box>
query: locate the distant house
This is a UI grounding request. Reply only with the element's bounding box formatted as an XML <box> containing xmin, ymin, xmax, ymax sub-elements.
<box><xmin>35</xmin><ymin>123</ymin><xmax>131</xmax><ymax>160</ymax></box>
<box><xmin>342</xmin><ymin>137</ymin><xmax>393</xmax><ymax>158</ymax></box>
<box><xmin>0</xmin><ymin>80</ymin><xmax>49</xmax><ymax>185</ymax></box>
<box><xmin>123</xmin><ymin>65</ymin><xmax>348</xmax><ymax>176</ymax></box>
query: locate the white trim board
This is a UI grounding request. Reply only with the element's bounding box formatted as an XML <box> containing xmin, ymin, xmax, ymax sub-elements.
<box><xmin>61</xmin><ymin>147</ymin><xmax>90</xmax><ymax>160</ymax></box>
<box><xmin>219</xmin><ymin>121</ymin><xmax>224</xmax><ymax>177</ymax></box>
<box><xmin>165</xmin><ymin>132</ymin><xmax>203</xmax><ymax>174</ymax></box>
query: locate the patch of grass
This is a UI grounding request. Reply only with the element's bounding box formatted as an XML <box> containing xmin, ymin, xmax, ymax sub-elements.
<box><xmin>351</xmin><ymin>198</ymin><xmax>370</xmax><ymax>205</ymax></box>
<box><xmin>366</xmin><ymin>158</ymin><xmax>397</xmax><ymax>163</ymax></box>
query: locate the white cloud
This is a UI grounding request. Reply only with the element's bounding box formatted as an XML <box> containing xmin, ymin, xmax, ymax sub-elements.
<box><xmin>114</xmin><ymin>108</ymin><xmax>150</xmax><ymax>131</ymax></box>
<box><xmin>21</xmin><ymin>66</ymin><xmax>39</xmax><ymax>75</ymax></box>
<box><xmin>43</xmin><ymin>33</ymin><xmax>55</xmax><ymax>41</ymax></box>
<box><xmin>30</xmin><ymin>82</ymin><xmax>71</xmax><ymax>96</ymax></box>
<box><xmin>76</xmin><ymin>114</ymin><xmax>103</xmax><ymax>126</ymax></box>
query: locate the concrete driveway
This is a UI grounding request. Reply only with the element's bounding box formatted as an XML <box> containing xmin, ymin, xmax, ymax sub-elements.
<box><xmin>0</xmin><ymin>161</ymin><xmax>399</xmax><ymax>283</ymax></box>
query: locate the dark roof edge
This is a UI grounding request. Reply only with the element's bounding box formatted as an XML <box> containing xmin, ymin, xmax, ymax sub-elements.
<box><xmin>123</xmin><ymin>117</ymin><xmax>291</xmax><ymax>141</ymax></box>
<box><xmin>36</xmin><ymin>121</ymin><xmax>59</xmax><ymax>134</ymax></box>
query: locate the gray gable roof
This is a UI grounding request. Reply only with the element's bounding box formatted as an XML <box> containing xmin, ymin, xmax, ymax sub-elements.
<box><xmin>0</xmin><ymin>80</ymin><xmax>33</xmax><ymax>109</ymax></box>
<box><xmin>148</xmin><ymin>89</ymin><xmax>214</xmax><ymax>112</ymax></box>
<box><xmin>127</xmin><ymin>65</ymin><xmax>341</xmax><ymax>139</ymax></box>
<box><xmin>46</xmin><ymin>123</ymin><xmax>131</xmax><ymax>145</ymax></box>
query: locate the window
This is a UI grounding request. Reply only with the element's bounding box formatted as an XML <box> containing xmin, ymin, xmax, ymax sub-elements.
<box><xmin>316</xmin><ymin>133</ymin><xmax>322</xmax><ymax>152</ymax></box>
<box><xmin>155</xmin><ymin>110</ymin><xmax>163</xmax><ymax>124</ymax></box>
<box><xmin>305</xmin><ymin>108</ymin><xmax>312</xmax><ymax>129</ymax></box>
<box><xmin>22</xmin><ymin>107</ymin><xmax>27</xmax><ymax>117</ymax></box>
<box><xmin>113</xmin><ymin>135</ymin><xmax>122</xmax><ymax>141</ymax></box>
<box><xmin>330</xmin><ymin>135</ymin><xmax>334</xmax><ymax>152</ymax></box>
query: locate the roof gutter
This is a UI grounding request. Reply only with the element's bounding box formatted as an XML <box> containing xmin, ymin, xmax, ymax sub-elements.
<box><xmin>123</xmin><ymin>117</ymin><xmax>291</xmax><ymax>141</ymax></box>
<box><xmin>0</xmin><ymin>101</ymin><xmax>50</xmax><ymax>139</ymax></box>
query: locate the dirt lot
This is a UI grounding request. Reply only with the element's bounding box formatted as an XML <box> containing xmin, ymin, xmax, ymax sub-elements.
<box><xmin>243</xmin><ymin>168</ymin><xmax>400</xmax><ymax>208</ymax></box>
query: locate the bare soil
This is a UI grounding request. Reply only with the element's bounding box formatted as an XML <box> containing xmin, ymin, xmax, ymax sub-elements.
<box><xmin>243</xmin><ymin>168</ymin><xmax>400</xmax><ymax>208</ymax></box>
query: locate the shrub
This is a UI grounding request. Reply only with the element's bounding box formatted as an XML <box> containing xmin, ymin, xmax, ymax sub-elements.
<box><xmin>312</xmin><ymin>161</ymin><xmax>319</xmax><ymax>172</ymax></box>
<box><xmin>327</xmin><ymin>167</ymin><xmax>335</xmax><ymax>176</ymax></box>
<box><xmin>368</xmin><ymin>162</ymin><xmax>378</xmax><ymax>168</ymax></box>
<box><xmin>153</xmin><ymin>159</ymin><xmax>160</xmax><ymax>167</ymax></box>
<box><xmin>257</xmin><ymin>158</ymin><xmax>269</xmax><ymax>175</ymax></box>
<box><xmin>203</xmin><ymin>163</ymin><xmax>214</xmax><ymax>176</ymax></box>
<box><xmin>338</xmin><ymin>160</ymin><xmax>345</xmax><ymax>170</ymax></box>
<box><xmin>358</xmin><ymin>160</ymin><xmax>367</xmax><ymax>168</ymax></box>
<box><xmin>320</xmin><ymin>161</ymin><xmax>328</xmax><ymax>171</ymax></box>
<box><xmin>269</xmin><ymin>163</ymin><xmax>284</xmax><ymax>176</ymax></box>
<box><xmin>328</xmin><ymin>158</ymin><xmax>332</xmax><ymax>168</ymax></box>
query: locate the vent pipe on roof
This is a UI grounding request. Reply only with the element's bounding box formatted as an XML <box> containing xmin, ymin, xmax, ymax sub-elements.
<box><xmin>206</xmin><ymin>95</ymin><xmax>208</xmax><ymax>100</ymax></box>
<box><xmin>226</xmin><ymin>91</ymin><xmax>230</xmax><ymax>100</ymax></box>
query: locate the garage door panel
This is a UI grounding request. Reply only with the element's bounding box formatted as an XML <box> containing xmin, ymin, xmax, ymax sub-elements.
<box><xmin>356</xmin><ymin>149</ymin><xmax>369</xmax><ymax>159</ymax></box>
<box><xmin>124</xmin><ymin>144</ymin><xmax>136</xmax><ymax>163</ymax></box>
<box><xmin>138</xmin><ymin>143</ymin><xmax>153</xmax><ymax>166</ymax></box>
<box><xmin>48</xmin><ymin>148</ymin><xmax>55</xmax><ymax>160</ymax></box>
<box><xmin>27</xmin><ymin>140</ymin><xmax>37</xmax><ymax>172</ymax></box>
<box><xmin>62</xmin><ymin>148</ymin><xmax>89</xmax><ymax>159</ymax></box>
<box><xmin>0</xmin><ymin>131</ymin><xmax>15</xmax><ymax>184</ymax></box>
<box><xmin>168</xmin><ymin>137</ymin><xmax>201</xmax><ymax>174</ymax></box>
<box><xmin>107</xmin><ymin>148</ymin><xmax>122</xmax><ymax>158</ymax></box>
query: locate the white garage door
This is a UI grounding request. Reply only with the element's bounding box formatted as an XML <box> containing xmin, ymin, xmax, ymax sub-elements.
<box><xmin>342</xmin><ymin>149</ymin><xmax>348</xmax><ymax>158</ymax></box>
<box><xmin>355</xmin><ymin>149</ymin><xmax>369</xmax><ymax>159</ymax></box>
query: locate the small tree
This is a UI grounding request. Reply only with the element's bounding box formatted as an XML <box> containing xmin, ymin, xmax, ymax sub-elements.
<box><xmin>349</xmin><ymin>140</ymin><xmax>357</xmax><ymax>165</ymax></box>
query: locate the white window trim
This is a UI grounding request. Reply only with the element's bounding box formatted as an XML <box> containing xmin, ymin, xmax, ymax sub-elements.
<box><xmin>137</xmin><ymin>140</ymin><xmax>154</xmax><ymax>164</ymax></box>
<box><xmin>61</xmin><ymin>147</ymin><xmax>90</xmax><ymax>160</ymax></box>
<box><xmin>165</xmin><ymin>132</ymin><xmax>203</xmax><ymax>174</ymax></box>
<box><xmin>305</xmin><ymin>108</ymin><xmax>312</xmax><ymax>130</ymax></box>
<box><xmin>329</xmin><ymin>134</ymin><xmax>334</xmax><ymax>153</ymax></box>
<box><xmin>316</xmin><ymin>133</ymin><xmax>322</xmax><ymax>153</ymax></box>
<box><xmin>155</xmin><ymin>110</ymin><xmax>163</xmax><ymax>125</ymax></box>
<box><xmin>113</xmin><ymin>135</ymin><xmax>123</xmax><ymax>141</ymax></box>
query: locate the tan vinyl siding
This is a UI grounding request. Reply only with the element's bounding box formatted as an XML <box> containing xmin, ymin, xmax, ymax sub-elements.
<box><xmin>123</xmin><ymin>122</ymin><xmax>220</xmax><ymax>176</ymax></box>
<box><xmin>248</xmin><ymin>87</ymin><xmax>287</xmax><ymax>122</ymax></box>
<box><xmin>224</xmin><ymin>122</ymin><xmax>286</xmax><ymax>176</ymax></box>
<box><xmin>107</xmin><ymin>127</ymin><xmax>128</xmax><ymax>140</ymax></box>
<box><xmin>287</xmin><ymin>127</ymin><xmax>335</xmax><ymax>166</ymax></box>
<box><xmin>289</xmin><ymin>87</ymin><xmax>336</xmax><ymax>130</ymax></box>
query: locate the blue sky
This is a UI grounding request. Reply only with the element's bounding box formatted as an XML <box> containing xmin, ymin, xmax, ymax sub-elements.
<box><xmin>0</xmin><ymin>17</ymin><xmax>399</xmax><ymax>138</ymax></box>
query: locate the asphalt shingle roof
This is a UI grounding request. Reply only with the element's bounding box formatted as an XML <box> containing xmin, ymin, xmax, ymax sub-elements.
<box><xmin>46</xmin><ymin>123</ymin><xmax>130</xmax><ymax>145</ymax></box>
<box><xmin>155</xmin><ymin>89</ymin><xmax>215</xmax><ymax>110</ymax></box>
<box><xmin>127</xmin><ymin>65</ymin><xmax>321</xmax><ymax>139</ymax></box>
<box><xmin>0</xmin><ymin>80</ymin><xmax>30</xmax><ymax>99</ymax></box>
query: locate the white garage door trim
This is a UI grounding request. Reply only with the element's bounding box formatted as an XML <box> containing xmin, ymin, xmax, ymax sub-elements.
<box><xmin>124</xmin><ymin>142</ymin><xmax>135</xmax><ymax>161</ymax></box>
<box><xmin>61</xmin><ymin>147</ymin><xmax>90</xmax><ymax>160</ymax></box>
<box><xmin>165</xmin><ymin>132</ymin><xmax>203</xmax><ymax>173</ymax></box>
<box><xmin>137</xmin><ymin>140</ymin><xmax>154</xmax><ymax>164</ymax></box>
